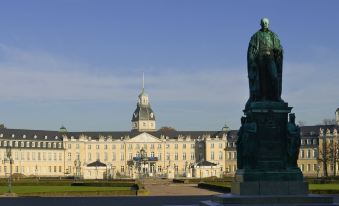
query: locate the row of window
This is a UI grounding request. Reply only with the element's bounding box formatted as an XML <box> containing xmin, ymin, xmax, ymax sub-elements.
<box><xmin>301</xmin><ymin>139</ymin><xmax>318</xmax><ymax>145</ymax></box>
<box><xmin>68</xmin><ymin>143</ymin><xmax>200</xmax><ymax>150</ymax></box>
<box><xmin>0</xmin><ymin>141</ymin><xmax>62</xmax><ymax>149</ymax></box>
<box><xmin>0</xmin><ymin>165</ymin><xmax>63</xmax><ymax>174</ymax></box>
<box><xmin>0</xmin><ymin>133</ymin><xmax>59</xmax><ymax>140</ymax></box>
<box><xmin>300</xmin><ymin>149</ymin><xmax>317</xmax><ymax>159</ymax></box>
<box><xmin>0</xmin><ymin>151</ymin><xmax>63</xmax><ymax>161</ymax></box>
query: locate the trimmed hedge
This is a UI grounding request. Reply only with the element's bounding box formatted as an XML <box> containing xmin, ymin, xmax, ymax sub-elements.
<box><xmin>71</xmin><ymin>182</ymin><xmax>135</xmax><ymax>187</ymax></box>
<box><xmin>198</xmin><ymin>182</ymin><xmax>231</xmax><ymax>192</ymax></box>
<box><xmin>18</xmin><ymin>190</ymin><xmax>137</xmax><ymax>197</ymax></box>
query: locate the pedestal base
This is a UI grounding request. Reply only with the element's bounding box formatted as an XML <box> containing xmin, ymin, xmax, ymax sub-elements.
<box><xmin>231</xmin><ymin>181</ymin><xmax>308</xmax><ymax>195</ymax></box>
<box><xmin>200</xmin><ymin>194</ymin><xmax>336</xmax><ymax>206</ymax></box>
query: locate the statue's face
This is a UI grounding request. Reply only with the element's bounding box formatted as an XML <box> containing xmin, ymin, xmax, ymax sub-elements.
<box><xmin>260</xmin><ymin>18</ymin><xmax>269</xmax><ymax>30</ymax></box>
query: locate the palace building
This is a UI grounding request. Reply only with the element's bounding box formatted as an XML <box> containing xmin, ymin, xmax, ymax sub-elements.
<box><xmin>0</xmin><ymin>86</ymin><xmax>226</xmax><ymax>179</ymax></box>
<box><xmin>0</xmin><ymin>84</ymin><xmax>338</xmax><ymax>179</ymax></box>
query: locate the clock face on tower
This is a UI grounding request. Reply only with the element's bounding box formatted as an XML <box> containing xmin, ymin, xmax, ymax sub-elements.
<box><xmin>150</xmin><ymin>113</ymin><xmax>154</xmax><ymax>118</ymax></box>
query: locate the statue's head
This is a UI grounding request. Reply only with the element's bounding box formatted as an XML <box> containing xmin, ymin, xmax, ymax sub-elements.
<box><xmin>260</xmin><ymin>18</ymin><xmax>269</xmax><ymax>30</ymax></box>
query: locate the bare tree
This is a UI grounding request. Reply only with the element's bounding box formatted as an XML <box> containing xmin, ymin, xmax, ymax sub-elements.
<box><xmin>323</xmin><ymin>118</ymin><xmax>336</xmax><ymax>125</ymax></box>
<box><xmin>297</xmin><ymin>121</ymin><xmax>306</xmax><ymax>127</ymax></box>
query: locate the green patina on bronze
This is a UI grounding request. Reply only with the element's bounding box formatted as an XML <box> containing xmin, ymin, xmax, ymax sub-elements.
<box><xmin>232</xmin><ymin>18</ymin><xmax>307</xmax><ymax>195</ymax></box>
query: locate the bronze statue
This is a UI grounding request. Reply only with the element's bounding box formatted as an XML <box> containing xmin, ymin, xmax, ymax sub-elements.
<box><xmin>236</xmin><ymin>116</ymin><xmax>258</xmax><ymax>169</ymax></box>
<box><xmin>287</xmin><ymin>113</ymin><xmax>301</xmax><ymax>168</ymax></box>
<box><xmin>246</xmin><ymin>18</ymin><xmax>283</xmax><ymax>107</ymax></box>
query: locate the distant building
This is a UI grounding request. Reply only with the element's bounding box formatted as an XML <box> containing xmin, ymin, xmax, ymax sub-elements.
<box><xmin>0</xmin><ymin>85</ymin><xmax>225</xmax><ymax>179</ymax></box>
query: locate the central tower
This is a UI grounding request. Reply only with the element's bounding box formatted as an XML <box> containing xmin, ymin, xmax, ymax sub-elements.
<box><xmin>131</xmin><ymin>75</ymin><xmax>156</xmax><ymax>132</ymax></box>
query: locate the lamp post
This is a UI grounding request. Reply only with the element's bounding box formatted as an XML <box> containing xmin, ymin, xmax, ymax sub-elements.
<box><xmin>4</xmin><ymin>145</ymin><xmax>14</xmax><ymax>193</ymax></box>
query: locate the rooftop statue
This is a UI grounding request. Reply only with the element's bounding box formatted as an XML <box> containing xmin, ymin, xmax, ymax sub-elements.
<box><xmin>246</xmin><ymin>18</ymin><xmax>283</xmax><ymax>107</ymax></box>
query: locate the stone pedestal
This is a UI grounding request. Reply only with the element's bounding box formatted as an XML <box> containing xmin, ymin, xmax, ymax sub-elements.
<box><xmin>200</xmin><ymin>194</ymin><xmax>335</xmax><ymax>206</ymax></box>
<box><xmin>232</xmin><ymin>101</ymin><xmax>308</xmax><ymax>195</ymax></box>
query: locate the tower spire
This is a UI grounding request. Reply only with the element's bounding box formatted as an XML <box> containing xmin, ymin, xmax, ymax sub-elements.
<box><xmin>142</xmin><ymin>72</ymin><xmax>145</xmax><ymax>91</ymax></box>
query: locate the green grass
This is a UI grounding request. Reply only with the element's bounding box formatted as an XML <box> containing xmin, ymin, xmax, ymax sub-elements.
<box><xmin>309</xmin><ymin>184</ymin><xmax>339</xmax><ymax>190</ymax></box>
<box><xmin>0</xmin><ymin>186</ymin><xmax>131</xmax><ymax>194</ymax></box>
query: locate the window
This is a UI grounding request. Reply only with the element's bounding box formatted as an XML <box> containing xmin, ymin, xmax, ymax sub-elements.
<box><xmin>175</xmin><ymin>144</ymin><xmax>178</xmax><ymax>149</ymax></box>
<box><xmin>166</xmin><ymin>152</ymin><xmax>170</xmax><ymax>160</ymax></box>
<box><xmin>112</xmin><ymin>144</ymin><xmax>116</xmax><ymax>149</ymax></box>
<box><xmin>211</xmin><ymin>143</ymin><xmax>214</xmax><ymax>149</ymax></box>
<box><xmin>175</xmin><ymin>153</ymin><xmax>178</xmax><ymax>160</ymax></box>
<box><xmin>158</xmin><ymin>144</ymin><xmax>161</xmax><ymax>149</ymax></box>
<box><xmin>151</xmin><ymin>152</ymin><xmax>154</xmax><ymax>158</ymax></box>
<box><xmin>128</xmin><ymin>144</ymin><xmax>132</xmax><ymax>150</ymax></box>
<box><xmin>112</xmin><ymin>153</ymin><xmax>116</xmax><ymax>161</ymax></box>
<box><xmin>96</xmin><ymin>152</ymin><xmax>100</xmax><ymax>160</ymax></box>
<box><xmin>43</xmin><ymin>142</ymin><xmax>46</xmax><ymax>148</ymax></box>
<box><xmin>150</xmin><ymin>144</ymin><xmax>154</xmax><ymax>149</ymax></box>
<box><xmin>143</xmin><ymin>144</ymin><xmax>147</xmax><ymax>149</ymax></box>
<box><xmin>68</xmin><ymin>144</ymin><xmax>71</xmax><ymax>149</ymax></box>
<box><xmin>158</xmin><ymin>153</ymin><xmax>162</xmax><ymax>160</ymax></box>
<box><xmin>59</xmin><ymin>153</ymin><xmax>62</xmax><ymax>161</ymax></box>
<box><xmin>32</xmin><ymin>152</ymin><xmax>36</xmax><ymax>160</ymax></box>
<box><xmin>121</xmin><ymin>166</ymin><xmax>125</xmax><ymax>173</ymax></box>
<box><xmin>183</xmin><ymin>144</ymin><xmax>186</xmax><ymax>149</ymax></box>
<box><xmin>190</xmin><ymin>152</ymin><xmax>195</xmax><ymax>160</ymax></box>
<box><xmin>26</xmin><ymin>142</ymin><xmax>30</xmax><ymax>147</ymax></box>
<box><xmin>136</xmin><ymin>144</ymin><xmax>140</xmax><ymax>149</ymax></box>
<box><xmin>307</xmin><ymin>149</ymin><xmax>311</xmax><ymax>158</ymax></box>
<box><xmin>38</xmin><ymin>152</ymin><xmax>41</xmax><ymax>161</ymax></box>
<box><xmin>76</xmin><ymin>152</ymin><xmax>80</xmax><ymax>160</ymax></box>
<box><xmin>67</xmin><ymin>153</ymin><xmax>71</xmax><ymax>161</ymax></box>
<box><xmin>48</xmin><ymin>143</ymin><xmax>51</xmax><ymax>148</ymax></box>
<box><xmin>199</xmin><ymin>152</ymin><xmax>203</xmax><ymax>160</ymax></box>
<box><xmin>48</xmin><ymin>152</ymin><xmax>52</xmax><ymax>161</ymax></box>
<box><xmin>88</xmin><ymin>153</ymin><xmax>92</xmax><ymax>161</ymax></box>
<box><xmin>88</xmin><ymin>145</ymin><xmax>91</xmax><ymax>149</ymax></box>
<box><xmin>219</xmin><ymin>151</ymin><xmax>223</xmax><ymax>160</ymax></box>
<box><xmin>120</xmin><ymin>144</ymin><xmax>124</xmax><ymax>149</ymax></box>
<box><xmin>21</xmin><ymin>142</ymin><xmax>24</xmax><ymax>147</ymax></box>
<box><xmin>120</xmin><ymin>152</ymin><xmax>124</xmax><ymax>161</ymax></box>
<box><xmin>96</xmin><ymin>145</ymin><xmax>100</xmax><ymax>149</ymax></box>
<box><xmin>166</xmin><ymin>144</ymin><xmax>170</xmax><ymax>149</ymax></box>
<box><xmin>219</xmin><ymin>143</ymin><xmax>223</xmax><ymax>149</ymax></box>
<box><xmin>27</xmin><ymin>152</ymin><xmax>30</xmax><ymax>160</ymax></box>
<box><xmin>104</xmin><ymin>152</ymin><xmax>108</xmax><ymax>161</ymax></box>
<box><xmin>300</xmin><ymin>150</ymin><xmax>305</xmax><ymax>158</ymax></box>
<box><xmin>76</xmin><ymin>144</ymin><xmax>80</xmax><ymax>149</ymax></box>
<box><xmin>211</xmin><ymin>152</ymin><xmax>215</xmax><ymax>160</ymax></box>
<box><xmin>43</xmin><ymin>152</ymin><xmax>46</xmax><ymax>160</ymax></box>
<box><xmin>191</xmin><ymin>144</ymin><xmax>195</xmax><ymax>149</ymax></box>
<box><xmin>183</xmin><ymin>153</ymin><xmax>186</xmax><ymax>160</ymax></box>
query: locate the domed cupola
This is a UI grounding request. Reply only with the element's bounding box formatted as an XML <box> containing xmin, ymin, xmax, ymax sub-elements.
<box><xmin>131</xmin><ymin>75</ymin><xmax>156</xmax><ymax>132</ymax></box>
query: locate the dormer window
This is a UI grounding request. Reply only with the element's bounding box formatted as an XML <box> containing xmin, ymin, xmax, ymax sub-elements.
<box><xmin>23</xmin><ymin>135</ymin><xmax>26</xmax><ymax>139</ymax></box>
<box><xmin>55</xmin><ymin>136</ymin><xmax>58</xmax><ymax>140</ymax></box>
<box><xmin>12</xmin><ymin>134</ymin><xmax>15</xmax><ymax>138</ymax></box>
<box><xmin>34</xmin><ymin>135</ymin><xmax>37</xmax><ymax>139</ymax></box>
<box><xmin>48</xmin><ymin>143</ymin><xmax>51</xmax><ymax>148</ymax></box>
<box><xmin>45</xmin><ymin>136</ymin><xmax>48</xmax><ymax>139</ymax></box>
<box><xmin>0</xmin><ymin>134</ymin><xmax>3</xmax><ymax>138</ymax></box>
<box><xmin>37</xmin><ymin>142</ymin><xmax>41</xmax><ymax>147</ymax></box>
<box><xmin>32</xmin><ymin>142</ymin><xmax>35</xmax><ymax>147</ymax></box>
<box><xmin>21</xmin><ymin>142</ymin><xmax>24</xmax><ymax>147</ymax></box>
<box><xmin>43</xmin><ymin>142</ymin><xmax>46</xmax><ymax>148</ymax></box>
<box><xmin>26</xmin><ymin>142</ymin><xmax>30</xmax><ymax>147</ymax></box>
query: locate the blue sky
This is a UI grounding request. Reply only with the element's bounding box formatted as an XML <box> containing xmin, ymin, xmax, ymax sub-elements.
<box><xmin>0</xmin><ymin>0</ymin><xmax>338</xmax><ymax>131</ymax></box>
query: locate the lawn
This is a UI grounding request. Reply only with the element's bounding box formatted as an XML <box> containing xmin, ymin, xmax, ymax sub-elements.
<box><xmin>0</xmin><ymin>186</ymin><xmax>131</xmax><ymax>194</ymax></box>
<box><xmin>309</xmin><ymin>184</ymin><xmax>339</xmax><ymax>190</ymax></box>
